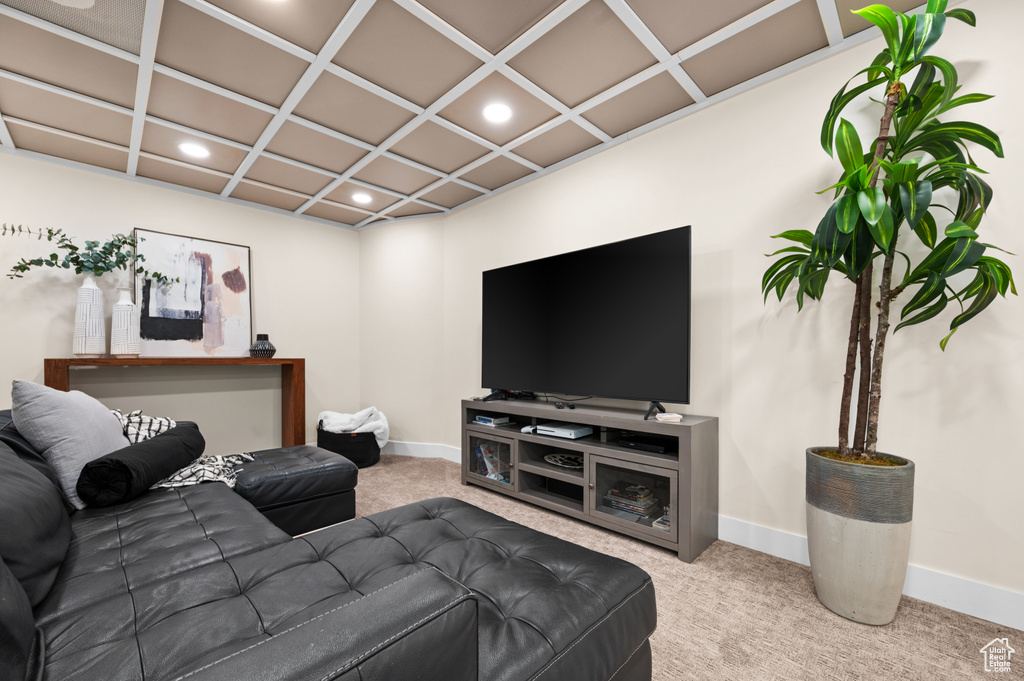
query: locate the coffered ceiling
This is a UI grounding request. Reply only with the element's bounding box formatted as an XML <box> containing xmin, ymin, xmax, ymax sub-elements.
<box><xmin>0</xmin><ymin>0</ymin><xmax>923</xmax><ymax>229</ymax></box>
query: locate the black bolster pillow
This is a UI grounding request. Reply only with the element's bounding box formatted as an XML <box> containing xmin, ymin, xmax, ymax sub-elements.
<box><xmin>77</xmin><ymin>424</ymin><xmax>205</xmax><ymax>507</ymax></box>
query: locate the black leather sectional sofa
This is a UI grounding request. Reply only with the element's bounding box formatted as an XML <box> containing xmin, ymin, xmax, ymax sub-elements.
<box><xmin>1</xmin><ymin>410</ymin><xmax>657</xmax><ymax>681</ymax></box>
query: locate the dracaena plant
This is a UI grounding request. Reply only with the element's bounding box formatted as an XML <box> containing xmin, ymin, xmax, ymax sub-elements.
<box><xmin>4</xmin><ymin>224</ymin><xmax>176</xmax><ymax>286</ymax></box>
<box><xmin>761</xmin><ymin>1</ymin><xmax>1015</xmax><ymax>460</ymax></box>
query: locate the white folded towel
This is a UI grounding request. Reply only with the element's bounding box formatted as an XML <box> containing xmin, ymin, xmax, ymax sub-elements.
<box><xmin>318</xmin><ymin>406</ymin><xmax>390</xmax><ymax>449</ymax></box>
<box><xmin>655</xmin><ymin>412</ymin><xmax>683</xmax><ymax>423</ymax></box>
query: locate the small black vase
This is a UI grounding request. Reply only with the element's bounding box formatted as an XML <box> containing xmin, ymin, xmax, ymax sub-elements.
<box><xmin>249</xmin><ymin>334</ymin><xmax>277</xmax><ymax>358</ymax></box>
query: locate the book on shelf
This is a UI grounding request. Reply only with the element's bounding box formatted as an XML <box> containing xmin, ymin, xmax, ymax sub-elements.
<box><xmin>604</xmin><ymin>491</ymin><xmax>657</xmax><ymax>508</ymax></box>
<box><xmin>603</xmin><ymin>496</ymin><xmax>661</xmax><ymax>518</ymax></box>
<box><xmin>475</xmin><ymin>415</ymin><xmax>511</xmax><ymax>426</ymax></box>
<box><xmin>607</xmin><ymin>480</ymin><xmax>653</xmax><ymax>502</ymax></box>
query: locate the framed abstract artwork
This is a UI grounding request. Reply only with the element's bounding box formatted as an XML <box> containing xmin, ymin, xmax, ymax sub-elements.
<box><xmin>133</xmin><ymin>229</ymin><xmax>252</xmax><ymax>357</ymax></box>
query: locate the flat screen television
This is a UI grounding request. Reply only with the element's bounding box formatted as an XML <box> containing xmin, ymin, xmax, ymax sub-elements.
<box><xmin>481</xmin><ymin>225</ymin><xmax>691</xmax><ymax>405</ymax></box>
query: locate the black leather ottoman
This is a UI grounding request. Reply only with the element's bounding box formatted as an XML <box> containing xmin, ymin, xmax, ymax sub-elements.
<box><xmin>233</xmin><ymin>445</ymin><xmax>358</xmax><ymax>535</ymax></box>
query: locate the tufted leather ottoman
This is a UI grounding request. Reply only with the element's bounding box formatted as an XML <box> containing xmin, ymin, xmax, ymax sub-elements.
<box><xmin>302</xmin><ymin>497</ymin><xmax>658</xmax><ymax>681</ymax></box>
<box><xmin>233</xmin><ymin>445</ymin><xmax>358</xmax><ymax>536</ymax></box>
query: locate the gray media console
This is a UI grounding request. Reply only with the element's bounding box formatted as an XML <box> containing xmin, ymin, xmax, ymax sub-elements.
<box><xmin>461</xmin><ymin>399</ymin><xmax>718</xmax><ymax>562</ymax></box>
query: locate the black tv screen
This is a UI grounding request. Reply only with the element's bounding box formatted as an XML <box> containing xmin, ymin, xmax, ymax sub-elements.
<box><xmin>482</xmin><ymin>226</ymin><xmax>691</xmax><ymax>404</ymax></box>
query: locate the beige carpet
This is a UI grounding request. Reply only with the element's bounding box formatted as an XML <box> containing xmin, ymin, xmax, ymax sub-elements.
<box><xmin>354</xmin><ymin>454</ymin><xmax>1020</xmax><ymax>680</ymax></box>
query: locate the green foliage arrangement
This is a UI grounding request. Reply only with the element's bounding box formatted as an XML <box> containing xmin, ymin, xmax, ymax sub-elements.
<box><xmin>4</xmin><ymin>224</ymin><xmax>176</xmax><ymax>286</ymax></box>
<box><xmin>761</xmin><ymin>1</ymin><xmax>1014</xmax><ymax>459</ymax></box>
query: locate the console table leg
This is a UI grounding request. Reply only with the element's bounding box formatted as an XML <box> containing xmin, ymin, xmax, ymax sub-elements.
<box><xmin>281</xmin><ymin>359</ymin><xmax>305</xmax><ymax>447</ymax></box>
<box><xmin>44</xmin><ymin>359</ymin><xmax>70</xmax><ymax>392</ymax></box>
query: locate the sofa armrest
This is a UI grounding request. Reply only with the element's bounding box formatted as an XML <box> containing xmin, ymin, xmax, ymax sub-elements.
<box><xmin>169</xmin><ymin>567</ymin><xmax>478</xmax><ymax>681</ymax></box>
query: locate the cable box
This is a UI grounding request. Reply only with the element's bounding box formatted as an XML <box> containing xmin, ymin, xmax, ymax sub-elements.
<box><xmin>618</xmin><ymin>431</ymin><xmax>674</xmax><ymax>454</ymax></box>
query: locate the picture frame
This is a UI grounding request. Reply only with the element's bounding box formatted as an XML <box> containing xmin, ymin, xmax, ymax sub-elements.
<box><xmin>133</xmin><ymin>228</ymin><xmax>253</xmax><ymax>357</ymax></box>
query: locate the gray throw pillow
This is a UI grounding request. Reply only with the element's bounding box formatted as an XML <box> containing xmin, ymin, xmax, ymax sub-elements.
<box><xmin>11</xmin><ymin>380</ymin><xmax>129</xmax><ymax>510</ymax></box>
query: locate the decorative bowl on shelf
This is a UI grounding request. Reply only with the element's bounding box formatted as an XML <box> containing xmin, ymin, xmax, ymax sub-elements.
<box><xmin>544</xmin><ymin>453</ymin><xmax>583</xmax><ymax>469</ymax></box>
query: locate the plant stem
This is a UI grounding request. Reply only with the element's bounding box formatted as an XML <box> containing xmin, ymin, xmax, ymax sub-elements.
<box><xmin>853</xmin><ymin>263</ymin><xmax>873</xmax><ymax>455</ymax></box>
<box><xmin>839</xmin><ymin>278</ymin><xmax>862</xmax><ymax>457</ymax></box>
<box><xmin>860</xmin><ymin>80</ymin><xmax>904</xmax><ymax>456</ymax></box>
<box><xmin>866</xmin><ymin>254</ymin><xmax>896</xmax><ymax>453</ymax></box>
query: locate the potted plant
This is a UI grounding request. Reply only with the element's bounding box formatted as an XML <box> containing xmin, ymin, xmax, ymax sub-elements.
<box><xmin>761</xmin><ymin>1</ymin><xmax>1014</xmax><ymax>624</ymax></box>
<box><xmin>5</xmin><ymin>225</ymin><xmax>175</xmax><ymax>357</ymax></box>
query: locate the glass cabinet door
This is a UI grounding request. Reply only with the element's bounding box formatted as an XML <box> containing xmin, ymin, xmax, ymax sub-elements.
<box><xmin>589</xmin><ymin>455</ymin><xmax>677</xmax><ymax>542</ymax></box>
<box><xmin>466</xmin><ymin>433</ymin><xmax>515</xmax><ymax>491</ymax></box>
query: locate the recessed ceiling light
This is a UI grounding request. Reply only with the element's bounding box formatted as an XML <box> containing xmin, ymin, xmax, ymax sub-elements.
<box><xmin>352</xmin><ymin>192</ymin><xmax>372</xmax><ymax>204</ymax></box>
<box><xmin>482</xmin><ymin>102</ymin><xmax>513</xmax><ymax>123</ymax></box>
<box><xmin>178</xmin><ymin>142</ymin><xmax>210</xmax><ymax>159</ymax></box>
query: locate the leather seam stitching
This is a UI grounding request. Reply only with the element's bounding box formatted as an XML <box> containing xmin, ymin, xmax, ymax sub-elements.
<box><xmin>319</xmin><ymin>592</ymin><xmax>474</xmax><ymax>681</ymax></box>
<box><xmin>170</xmin><ymin>568</ymin><xmax>432</xmax><ymax>681</ymax></box>
<box><xmin>607</xmin><ymin>637</ymin><xmax>648</xmax><ymax>681</ymax></box>
<box><xmin>529</xmin><ymin>578</ymin><xmax>653</xmax><ymax>681</ymax></box>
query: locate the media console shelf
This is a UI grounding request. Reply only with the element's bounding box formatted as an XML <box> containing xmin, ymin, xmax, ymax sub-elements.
<box><xmin>461</xmin><ymin>399</ymin><xmax>718</xmax><ymax>562</ymax></box>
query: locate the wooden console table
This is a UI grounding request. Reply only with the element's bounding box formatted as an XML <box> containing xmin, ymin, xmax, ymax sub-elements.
<box><xmin>44</xmin><ymin>357</ymin><xmax>305</xmax><ymax>447</ymax></box>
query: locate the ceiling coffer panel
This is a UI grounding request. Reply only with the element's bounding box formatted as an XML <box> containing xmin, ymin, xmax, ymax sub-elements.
<box><xmin>438</xmin><ymin>72</ymin><xmax>559</xmax><ymax>147</ymax></box>
<box><xmin>324</xmin><ymin>182</ymin><xmax>399</xmax><ymax>213</ymax></box>
<box><xmin>0</xmin><ymin>76</ymin><xmax>132</xmax><ymax>146</ymax></box>
<box><xmin>156</xmin><ymin>0</ymin><xmax>309</xmax><ymax>108</ymax></box>
<box><xmin>0</xmin><ymin>0</ymin><xmax>907</xmax><ymax>228</ymax></box>
<box><xmin>140</xmin><ymin>120</ymin><xmax>246</xmax><ymax>174</ymax></box>
<box><xmin>0</xmin><ymin>0</ymin><xmax>145</xmax><ymax>54</ymax></box>
<box><xmin>264</xmin><ymin>121</ymin><xmax>368</xmax><ymax>176</ymax></box>
<box><xmin>0</xmin><ymin>14</ymin><xmax>138</xmax><ymax>108</ymax></box>
<box><xmin>7</xmin><ymin>119</ymin><xmax>128</xmax><ymax>172</ymax></box>
<box><xmin>508</xmin><ymin>1</ymin><xmax>657</xmax><ymax>108</ymax></box>
<box><xmin>292</xmin><ymin>72</ymin><xmax>415</xmax><ymax>146</ymax></box>
<box><xmin>682</xmin><ymin>0</ymin><xmax>829</xmax><ymax>97</ymax></box>
<box><xmin>331</xmin><ymin>0</ymin><xmax>483</xmax><ymax>109</ymax></box>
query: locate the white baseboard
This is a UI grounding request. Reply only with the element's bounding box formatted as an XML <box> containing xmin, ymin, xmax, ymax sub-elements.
<box><xmin>380</xmin><ymin>441</ymin><xmax>1022</xmax><ymax>630</ymax></box>
<box><xmin>382</xmin><ymin>439</ymin><xmax>460</xmax><ymax>462</ymax></box>
<box><xmin>719</xmin><ymin>515</ymin><xmax>1024</xmax><ymax>631</ymax></box>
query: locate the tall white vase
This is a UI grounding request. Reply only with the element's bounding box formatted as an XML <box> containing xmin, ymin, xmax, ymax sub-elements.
<box><xmin>73</xmin><ymin>275</ymin><xmax>105</xmax><ymax>357</ymax></box>
<box><xmin>110</xmin><ymin>287</ymin><xmax>141</xmax><ymax>358</ymax></box>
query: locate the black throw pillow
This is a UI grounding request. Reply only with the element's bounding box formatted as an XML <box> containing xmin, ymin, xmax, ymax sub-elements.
<box><xmin>0</xmin><ymin>554</ymin><xmax>42</xmax><ymax>681</ymax></box>
<box><xmin>0</xmin><ymin>441</ymin><xmax>72</xmax><ymax>608</ymax></box>
<box><xmin>76</xmin><ymin>424</ymin><xmax>205</xmax><ymax>507</ymax></box>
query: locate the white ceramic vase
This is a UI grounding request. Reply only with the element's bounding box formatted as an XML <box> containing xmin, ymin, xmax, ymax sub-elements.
<box><xmin>110</xmin><ymin>287</ymin><xmax>141</xmax><ymax>358</ymax></box>
<box><xmin>73</xmin><ymin>275</ymin><xmax>105</xmax><ymax>357</ymax></box>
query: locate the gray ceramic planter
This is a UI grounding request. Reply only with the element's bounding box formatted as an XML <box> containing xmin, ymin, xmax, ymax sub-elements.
<box><xmin>805</xmin><ymin>447</ymin><xmax>915</xmax><ymax>625</ymax></box>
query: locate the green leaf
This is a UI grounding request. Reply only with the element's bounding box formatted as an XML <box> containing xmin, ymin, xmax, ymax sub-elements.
<box><xmin>949</xmin><ymin>272</ymin><xmax>998</xmax><ymax>331</ymax></box>
<box><xmin>853</xmin><ymin>5</ymin><xmax>901</xmax><ymax>57</ymax></box>
<box><xmin>920</xmin><ymin>56</ymin><xmax>958</xmax><ymax>113</ymax></box>
<box><xmin>937</xmin><ymin>92</ymin><xmax>993</xmax><ymax>117</ymax></box>
<box><xmin>926</xmin><ymin>0</ymin><xmax>948</xmax><ymax>13</ymax></box>
<box><xmin>941</xmin><ymin>238</ymin><xmax>986</xmax><ymax>278</ymax></box>
<box><xmin>894</xmin><ymin>13</ymin><xmax>918</xmax><ymax>65</ymax></box>
<box><xmin>898</xmin><ymin>180</ymin><xmax>932</xmax><ymax>230</ymax></box>
<box><xmin>835</xmin><ymin>119</ymin><xmax>864</xmax><ymax>174</ymax></box>
<box><xmin>895</xmin><ymin>293</ymin><xmax>947</xmax><ymax>332</ymax></box>
<box><xmin>811</xmin><ymin>203</ymin><xmax>851</xmax><ymax>267</ymax></box>
<box><xmin>912</xmin><ymin>13</ymin><xmax>946</xmax><ymax>60</ymax></box>
<box><xmin>836</xmin><ymin>194</ymin><xmax>860</xmax><ymax>234</ymax></box>
<box><xmin>762</xmin><ymin>254</ymin><xmax>806</xmax><ymax>296</ymax></box>
<box><xmin>914</xmin><ymin>211</ymin><xmax>937</xmax><ymax>248</ymax></box>
<box><xmin>867</xmin><ymin>204</ymin><xmax>896</xmax><ymax>253</ymax></box>
<box><xmin>822</xmin><ymin>76</ymin><xmax>888</xmax><ymax>155</ymax></box>
<box><xmin>770</xmin><ymin>230</ymin><xmax>814</xmax><ymax>247</ymax></box>
<box><xmin>944</xmin><ymin>220</ymin><xmax>977</xmax><ymax>239</ymax></box>
<box><xmin>945</xmin><ymin>8</ymin><xmax>975</xmax><ymax>26</ymax></box>
<box><xmin>843</xmin><ymin>220</ymin><xmax>876</xmax><ymax>281</ymax></box>
<box><xmin>978</xmin><ymin>256</ymin><xmax>1018</xmax><ymax>296</ymax></box>
<box><xmin>857</xmin><ymin>187</ymin><xmax>886</xmax><ymax>225</ymax></box>
<box><xmin>900</xmin><ymin>271</ymin><xmax>945</xmax><ymax>319</ymax></box>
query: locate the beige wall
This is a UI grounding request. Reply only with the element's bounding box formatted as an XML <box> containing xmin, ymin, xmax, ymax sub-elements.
<box><xmin>358</xmin><ymin>0</ymin><xmax>1023</xmax><ymax>593</ymax></box>
<box><xmin>0</xmin><ymin>152</ymin><xmax>361</xmax><ymax>455</ymax></box>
